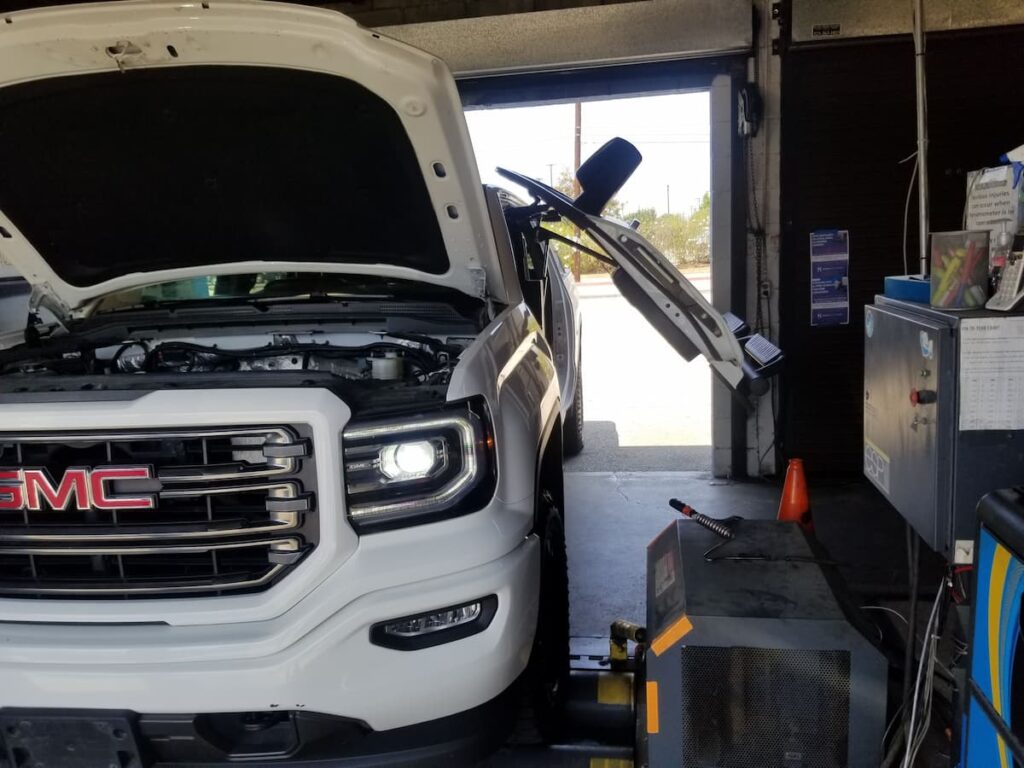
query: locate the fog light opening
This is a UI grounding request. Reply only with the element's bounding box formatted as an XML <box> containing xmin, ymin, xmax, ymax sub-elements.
<box><xmin>385</xmin><ymin>602</ymin><xmax>482</xmax><ymax>638</ymax></box>
<box><xmin>370</xmin><ymin>596</ymin><xmax>498</xmax><ymax>650</ymax></box>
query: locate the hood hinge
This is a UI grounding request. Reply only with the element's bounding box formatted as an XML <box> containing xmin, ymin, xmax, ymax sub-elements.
<box><xmin>469</xmin><ymin>268</ymin><xmax>498</xmax><ymax>319</ymax></box>
<box><xmin>27</xmin><ymin>284</ymin><xmax>72</xmax><ymax>330</ymax></box>
<box><xmin>468</xmin><ymin>268</ymin><xmax>487</xmax><ymax>299</ymax></box>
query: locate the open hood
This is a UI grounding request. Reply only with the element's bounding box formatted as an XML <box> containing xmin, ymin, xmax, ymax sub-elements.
<box><xmin>0</xmin><ymin>1</ymin><xmax>507</xmax><ymax>316</ymax></box>
<box><xmin>498</xmin><ymin>140</ymin><xmax>782</xmax><ymax>396</ymax></box>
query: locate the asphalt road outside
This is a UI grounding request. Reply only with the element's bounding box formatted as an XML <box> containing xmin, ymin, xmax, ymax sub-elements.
<box><xmin>564</xmin><ymin>269</ymin><xmax>713</xmax><ymax>472</ymax></box>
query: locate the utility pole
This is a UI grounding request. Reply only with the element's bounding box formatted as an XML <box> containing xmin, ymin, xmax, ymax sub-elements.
<box><xmin>572</xmin><ymin>102</ymin><xmax>582</xmax><ymax>282</ymax></box>
<box><xmin>545</xmin><ymin>163</ymin><xmax>556</xmax><ymax>187</ymax></box>
<box><xmin>666</xmin><ymin>185</ymin><xmax>671</xmax><ymax>214</ymax></box>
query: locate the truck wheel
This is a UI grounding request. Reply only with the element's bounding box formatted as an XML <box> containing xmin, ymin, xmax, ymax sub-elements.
<box><xmin>528</xmin><ymin>488</ymin><xmax>570</xmax><ymax>741</ymax></box>
<box><xmin>563</xmin><ymin>367</ymin><xmax>584</xmax><ymax>457</ymax></box>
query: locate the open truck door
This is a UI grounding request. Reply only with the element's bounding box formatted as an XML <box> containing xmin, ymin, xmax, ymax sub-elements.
<box><xmin>498</xmin><ymin>137</ymin><xmax>782</xmax><ymax>397</ymax></box>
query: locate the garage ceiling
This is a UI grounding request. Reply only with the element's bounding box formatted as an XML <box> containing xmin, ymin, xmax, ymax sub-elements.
<box><xmin>380</xmin><ymin>0</ymin><xmax>752</xmax><ymax>76</ymax></box>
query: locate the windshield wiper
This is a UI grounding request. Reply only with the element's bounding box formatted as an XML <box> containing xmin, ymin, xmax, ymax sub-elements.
<box><xmin>97</xmin><ymin>291</ymin><xmax>403</xmax><ymax>315</ymax></box>
<box><xmin>100</xmin><ymin>296</ymin><xmax>283</xmax><ymax>314</ymax></box>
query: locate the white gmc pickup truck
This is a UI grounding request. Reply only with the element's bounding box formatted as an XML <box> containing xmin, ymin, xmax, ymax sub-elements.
<box><xmin>0</xmin><ymin>2</ymin><xmax>775</xmax><ymax>765</ymax></box>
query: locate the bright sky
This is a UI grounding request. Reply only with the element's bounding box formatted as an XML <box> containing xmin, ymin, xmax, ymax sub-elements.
<box><xmin>464</xmin><ymin>91</ymin><xmax>710</xmax><ymax>217</ymax></box>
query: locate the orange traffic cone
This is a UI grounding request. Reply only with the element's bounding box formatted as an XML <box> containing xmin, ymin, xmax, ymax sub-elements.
<box><xmin>778</xmin><ymin>458</ymin><xmax>814</xmax><ymax>534</ymax></box>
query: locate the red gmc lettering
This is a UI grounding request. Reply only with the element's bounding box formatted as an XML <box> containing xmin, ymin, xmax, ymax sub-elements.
<box><xmin>0</xmin><ymin>470</ymin><xmax>23</xmax><ymax>510</ymax></box>
<box><xmin>0</xmin><ymin>466</ymin><xmax>155</xmax><ymax>511</ymax></box>
<box><xmin>89</xmin><ymin>467</ymin><xmax>155</xmax><ymax>510</ymax></box>
<box><xmin>23</xmin><ymin>468</ymin><xmax>90</xmax><ymax>511</ymax></box>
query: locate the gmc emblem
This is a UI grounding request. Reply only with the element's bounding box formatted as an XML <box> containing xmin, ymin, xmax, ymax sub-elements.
<box><xmin>0</xmin><ymin>466</ymin><xmax>156</xmax><ymax>511</ymax></box>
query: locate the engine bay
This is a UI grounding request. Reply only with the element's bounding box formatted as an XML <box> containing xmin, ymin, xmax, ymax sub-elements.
<box><xmin>0</xmin><ymin>331</ymin><xmax>471</xmax><ymax>386</ymax></box>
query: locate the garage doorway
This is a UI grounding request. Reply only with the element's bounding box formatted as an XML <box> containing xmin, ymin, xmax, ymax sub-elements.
<box><xmin>466</xmin><ymin>92</ymin><xmax>713</xmax><ymax>471</ymax></box>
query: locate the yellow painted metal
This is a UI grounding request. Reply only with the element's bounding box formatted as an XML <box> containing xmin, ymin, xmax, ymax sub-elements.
<box><xmin>596</xmin><ymin>671</ymin><xmax>633</xmax><ymax>706</ymax></box>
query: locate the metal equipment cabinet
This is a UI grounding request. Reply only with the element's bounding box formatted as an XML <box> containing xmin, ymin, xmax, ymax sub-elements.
<box><xmin>863</xmin><ymin>296</ymin><xmax>1024</xmax><ymax>559</ymax></box>
<box><xmin>643</xmin><ymin>519</ymin><xmax>887</xmax><ymax>768</ymax></box>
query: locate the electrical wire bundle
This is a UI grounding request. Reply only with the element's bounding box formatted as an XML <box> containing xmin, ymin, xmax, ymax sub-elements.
<box><xmin>877</xmin><ymin>520</ymin><xmax>970</xmax><ymax>768</ymax></box>
<box><xmin>900</xmin><ymin>579</ymin><xmax>947</xmax><ymax>767</ymax></box>
<box><xmin>878</xmin><ymin>576</ymin><xmax>953</xmax><ymax>767</ymax></box>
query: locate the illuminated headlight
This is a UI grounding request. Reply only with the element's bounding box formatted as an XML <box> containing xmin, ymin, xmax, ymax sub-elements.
<box><xmin>370</xmin><ymin>596</ymin><xmax>499</xmax><ymax>650</ymax></box>
<box><xmin>379</xmin><ymin>440</ymin><xmax>443</xmax><ymax>481</ymax></box>
<box><xmin>343</xmin><ymin>398</ymin><xmax>495</xmax><ymax>531</ymax></box>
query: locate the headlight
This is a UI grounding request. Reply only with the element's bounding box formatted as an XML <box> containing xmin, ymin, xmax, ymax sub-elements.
<box><xmin>342</xmin><ymin>398</ymin><xmax>495</xmax><ymax>531</ymax></box>
<box><xmin>379</xmin><ymin>440</ymin><xmax>444</xmax><ymax>480</ymax></box>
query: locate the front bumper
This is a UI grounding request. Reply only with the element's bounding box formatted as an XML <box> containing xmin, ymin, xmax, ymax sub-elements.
<box><xmin>0</xmin><ymin>684</ymin><xmax>520</xmax><ymax>767</ymax></box>
<box><xmin>0</xmin><ymin>538</ymin><xmax>539</xmax><ymax>733</ymax></box>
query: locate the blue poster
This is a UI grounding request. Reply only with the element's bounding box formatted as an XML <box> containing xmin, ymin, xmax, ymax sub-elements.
<box><xmin>810</xmin><ymin>229</ymin><xmax>850</xmax><ymax>326</ymax></box>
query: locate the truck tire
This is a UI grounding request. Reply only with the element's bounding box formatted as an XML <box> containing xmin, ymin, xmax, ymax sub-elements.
<box><xmin>563</xmin><ymin>366</ymin><xmax>584</xmax><ymax>457</ymax></box>
<box><xmin>528</xmin><ymin>488</ymin><xmax>570</xmax><ymax>741</ymax></box>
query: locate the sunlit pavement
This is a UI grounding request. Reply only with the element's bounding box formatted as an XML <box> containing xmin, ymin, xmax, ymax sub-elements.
<box><xmin>564</xmin><ymin>269</ymin><xmax>712</xmax><ymax>472</ymax></box>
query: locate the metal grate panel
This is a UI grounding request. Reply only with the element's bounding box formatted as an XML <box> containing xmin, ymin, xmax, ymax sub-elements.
<box><xmin>680</xmin><ymin>646</ymin><xmax>851</xmax><ymax>768</ymax></box>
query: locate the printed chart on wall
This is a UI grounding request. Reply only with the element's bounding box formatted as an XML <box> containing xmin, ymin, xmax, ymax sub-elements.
<box><xmin>809</xmin><ymin>229</ymin><xmax>850</xmax><ymax>326</ymax></box>
<box><xmin>959</xmin><ymin>316</ymin><xmax>1024</xmax><ymax>431</ymax></box>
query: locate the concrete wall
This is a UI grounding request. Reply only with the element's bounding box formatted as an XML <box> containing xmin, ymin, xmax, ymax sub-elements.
<box><xmin>745</xmin><ymin>0</ymin><xmax>782</xmax><ymax>477</ymax></box>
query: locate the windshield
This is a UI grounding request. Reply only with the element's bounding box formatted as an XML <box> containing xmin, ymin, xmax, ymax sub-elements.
<box><xmin>92</xmin><ymin>272</ymin><xmax>452</xmax><ymax>314</ymax></box>
<box><xmin>0</xmin><ymin>66</ymin><xmax>449</xmax><ymax>286</ymax></box>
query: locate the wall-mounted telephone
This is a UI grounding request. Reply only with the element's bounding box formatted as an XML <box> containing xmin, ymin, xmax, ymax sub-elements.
<box><xmin>987</xmin><ymin>252</ymin><xmax>1024</xmax><ymax>312</ymax></box>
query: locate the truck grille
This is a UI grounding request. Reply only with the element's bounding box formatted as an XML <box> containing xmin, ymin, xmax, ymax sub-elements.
<box><xmin>0</xmin><ymin>427</ymin><xmax>317</xmax><ymax>599</ymax></box>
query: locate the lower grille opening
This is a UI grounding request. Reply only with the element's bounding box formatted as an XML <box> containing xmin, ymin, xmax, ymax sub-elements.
<box><xmin>0</xmin><ymin>541</ymin><xmax>297</xmax><ymax>599</ymax></box>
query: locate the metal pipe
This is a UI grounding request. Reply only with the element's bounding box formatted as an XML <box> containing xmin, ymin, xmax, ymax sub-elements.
<box><xmin>572</xmin><ymin>101</ymin><xmax>582</xmax><ymax>282</ymax></box>
<box><xmin>913</xmin><ymin>0</ymin><xmax>930</xmax><ymax>276</ymax></box>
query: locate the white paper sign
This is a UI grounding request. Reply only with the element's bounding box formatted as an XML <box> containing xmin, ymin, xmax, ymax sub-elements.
<box><xmin>959</xmin><ymin>317</ymin><xmax>1024</xmax><ymax>431</ymax></box>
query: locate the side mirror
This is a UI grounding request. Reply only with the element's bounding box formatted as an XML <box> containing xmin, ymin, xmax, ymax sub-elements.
<box><xmin>573</xmin><ymin>138</ymin><xmax>642</xmax><ymax>216</ymax></box>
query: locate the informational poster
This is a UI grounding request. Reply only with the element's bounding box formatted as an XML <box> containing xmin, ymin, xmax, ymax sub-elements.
<box><xmin>809</xmin><ymin>229</ymin><xmax>850</xmax><ymax>326</ymax></box>
<box><xmin>959</xmin><ymin>317</ymin><xmax>1024</xmax><ymax>431</ymax></box>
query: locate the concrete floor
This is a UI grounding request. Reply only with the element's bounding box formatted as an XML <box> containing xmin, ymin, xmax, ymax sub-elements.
<box><xmin>566</xmin><ymin>470</ymin><xmax>778</xmax><ymax>636</ymax></box>
<box><xmin>564</xmin><ymin>469</ymin><xmax>910</xmax><ymax>638</ymax></box>
<box><xmin>565</xmin><ymin>273</ymin><xmax>712</xmax><ymax>473</ymax></box>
